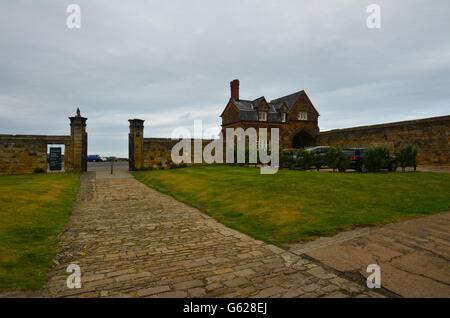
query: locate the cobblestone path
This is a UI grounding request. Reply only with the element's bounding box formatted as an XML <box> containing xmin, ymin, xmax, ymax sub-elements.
<box><xmin>46</xmin><ymin>169</ymin><xmax>380</xmax><ymax>298</ymax></box>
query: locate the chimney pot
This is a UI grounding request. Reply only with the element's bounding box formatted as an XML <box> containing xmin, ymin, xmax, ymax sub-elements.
<box><xmin>230</xmin><ymin>79</ymin><xmax>240</xmax><ymax>100</ymax></box>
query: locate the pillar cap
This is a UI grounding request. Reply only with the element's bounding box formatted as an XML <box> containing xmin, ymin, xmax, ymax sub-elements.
<box><xmin>129</xmin><ymin>119</ymin><xmax>145</xmax><ymax>128</ymax></box>
<box><xmin>69</xmin><ymin>108</ymin><xmax>87</xmax><ymax>123</ymax></box>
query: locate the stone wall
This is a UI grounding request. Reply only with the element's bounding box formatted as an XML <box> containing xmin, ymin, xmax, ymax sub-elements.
<box><xmin>317</xmin><ymin>115</ymin><xmax>450</xmax><ymax>164</ymax></box>
<box><xmin>129</xmin><ymin>119</ymin><xmax>215</xmax><ymax>170</ymax></box>
<box><xmin>143</xmin><ymin>138</ymin><xmax>214</xmax><ymax>167</ymax></box>
<box><xmin>0</xmin><ymin>135</ymin><xmax>71</xmax><ymax>174</ymax></box>
<box><xmin>0</xmin><ymin>110</ymin><xmax>88</xmax><ymax>175</ymax></box>
<box><xmin>143</xmin><ymin>138</ymin><xmax>178</xmax><ymax>167</ymax></box>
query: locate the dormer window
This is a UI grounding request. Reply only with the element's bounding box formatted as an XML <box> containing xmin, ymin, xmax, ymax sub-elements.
<box><xmin>298</xmin><ymin>111</ymin><xmax>308</xmax><ymax>121</ymax></box>
<box><xmin>281</xmin><ymin>113</ymin><xmax>287</xmax><ymax>123</ymax></box>
<box><xmin>259</xmin><ymin>112</ymin><xmax>267</xmax><ymax>121</ymax></box>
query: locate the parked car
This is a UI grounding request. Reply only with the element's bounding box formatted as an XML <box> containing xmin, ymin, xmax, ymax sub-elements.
<box><xmin>87</xmin><ymin>154</ymin><xmax>104</xmax><ymax>162</ymax></box>
<box><xmin>305</xmin><ymin>146</ymin><xmax>330</xmax><ymax>170</ymax></box>
<box><xmin>343</xmin><ymin>148</ymin><xmax>397</xmax><ymax>172</ymax></box>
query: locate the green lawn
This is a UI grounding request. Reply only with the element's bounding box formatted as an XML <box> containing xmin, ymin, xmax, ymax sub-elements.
<box><xmin>0</xmin><ymin>173</ymin><xmax>79</xmax><ymax>291</ymax></box>
<box><xmin>134</xmin><ymin>166</ymin><xmax>450</xmax><ymax>245</ymax></box>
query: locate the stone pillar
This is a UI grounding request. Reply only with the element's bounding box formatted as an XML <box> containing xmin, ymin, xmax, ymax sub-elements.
<box><xmin>69</xmin><ymin>108</ymin><xmax>88</xmax><ymax>172</ymax></box>
<box><xmin>129</xmin><ymin>119</ymin><xmax>144</xmax><ymax>170</ymax></box>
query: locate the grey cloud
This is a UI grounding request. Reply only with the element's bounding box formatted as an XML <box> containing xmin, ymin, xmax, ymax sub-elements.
<box><xmin>0</xmin><ymin>0</ymin><xmax>449</xmax><ymax>156</ymax></box>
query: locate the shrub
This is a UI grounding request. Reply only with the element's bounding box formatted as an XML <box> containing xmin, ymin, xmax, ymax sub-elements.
<box><xmin>324</xmin><ymin>147</ymin><xmax>350</xmax><ymax>172</ymax></box>
<box><xmin>280</xmin><ymin>150</ymin><xmax>295</xmax><ymax>168</ymax></box>
<box><xmin>336</xmin><ymin>152</ymin><xmax>350</xmax><ymax>172</ymax></box>
<box><xmin>363</xmin><ymin>146</ymin><xmax>390</xmax><ymax>172</ymax></box>
<box><xmin>324</xmin><ymin>147</ymin><xmax>339</xmax><ymax>171</ymax></box>
<box><xmin>296</xmin><ymin>150</ymin><xmax>316</xmax><ymax>170</ymax></box>
<box><xmin>396</xmin><ymin>145</ymin><xmax>418</xmax><ymax>172</ymax></box>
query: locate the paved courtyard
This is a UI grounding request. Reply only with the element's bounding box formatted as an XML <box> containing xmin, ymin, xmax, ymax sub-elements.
<box><xmin>45</xmin><ymin>165</ymin><xmax>379</xmax><ymax>298</ymax></box>
<box><xmin>288</xmin><ymin>212</ymin><xmax>450</xmax><ymax>297</ymax></box>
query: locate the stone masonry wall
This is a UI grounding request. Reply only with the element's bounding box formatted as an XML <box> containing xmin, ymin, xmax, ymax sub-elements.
<box><xmin>143</xmin><ymin>138</ymin><xmax>214</xmax><ymax>167</ymax></box>
<box><xmin>317</xmin><ymin>115</ymin><xmax>450</xmax><ymax>164</ymax></box>
<box><xmin>0</xmin><ymin>110</ymin><xmax>87</xmax><ymax>175</ymax></box>
<box><xmin>0</xmin><ymin>135</ymin><xmax>71</xmax><ymax>175</ymax></box>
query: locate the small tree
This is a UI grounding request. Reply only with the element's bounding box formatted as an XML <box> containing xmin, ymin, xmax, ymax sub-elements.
<box><xmin>396</xmin><ymin>145</ymin><xmax>418</xmax><ymax>172</ymax></box>
<box><xmin>364</xmin><ymin>146</ymin><xmax>390</xmax><ymax>172</ymax></box>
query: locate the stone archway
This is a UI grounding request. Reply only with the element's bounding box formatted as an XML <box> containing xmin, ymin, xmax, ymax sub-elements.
<box><xmin>292</xmin><ymin>130</ymin><xmax>314</xmax><ymax>148</ymax></box>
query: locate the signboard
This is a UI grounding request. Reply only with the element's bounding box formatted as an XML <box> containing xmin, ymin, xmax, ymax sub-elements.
<box><xmin>49</xmin><ymin>147</ymin><xmax>62</xmax><ymax>171</ymax></box>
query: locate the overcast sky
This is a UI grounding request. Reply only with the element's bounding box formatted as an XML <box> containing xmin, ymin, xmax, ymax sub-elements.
<box><xmin>1</xmin><ymin>1</ymin><xmax>449</xmax><ymax>157</ymax></box>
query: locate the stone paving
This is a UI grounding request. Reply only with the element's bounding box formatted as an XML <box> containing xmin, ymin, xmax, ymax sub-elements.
<box><xmin>289</xmin><ymin>212</ymin><xmax>450</xmax><ymax>297</ymax></box>
<box><xmin>45</xmin><ymin>167</ymin><xmax>380</xmax><ymax>298</ymax></box>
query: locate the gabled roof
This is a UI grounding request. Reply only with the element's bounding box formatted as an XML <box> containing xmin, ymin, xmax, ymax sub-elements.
<box><xmin>221</xmin><ymin>97</ymin><xmax>282</xmax><ymax>122</ymax></box>
<box><xmin>221</xmin><ymin>89</ymin><xmax>318</xmax><ymax>123</ymax></box>
<box><xmin>270</xmin><ymin>90</ymin><xmax>319</xmax><ymax>115</ymax></box>
<box><xmin>233</xmin><ymin>99</ymin><xmax>256</xmax><ymax>111</ymax></box>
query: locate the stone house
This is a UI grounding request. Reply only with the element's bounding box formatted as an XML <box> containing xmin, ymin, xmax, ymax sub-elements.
<box><xmin>219</xmin><ymin>79</ymin><xmax>450</xmax><ymax>164</ymax></box>
<box><xmin>220</xmin><ymin>79</ymin><xmax>320</xmax><ymax>150</ymax></box>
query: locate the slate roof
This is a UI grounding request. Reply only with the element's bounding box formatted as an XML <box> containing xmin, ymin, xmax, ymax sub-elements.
<box><xmin>229</xmin><ymin>97</ymin><xmax>281</xmax><ymax>122</ymax></box>
<box><xmin>271</xmin><ymin>90</ymin><xmax>305</xmax><ymax>110</ymax></box>
<box><xmin>221</xmin><ymin>90</ymin><xmax>318</xmax><ymax>123</ymax></box>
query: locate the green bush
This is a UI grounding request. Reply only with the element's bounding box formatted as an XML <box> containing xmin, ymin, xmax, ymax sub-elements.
<box><xmin>296</xmin><ymin>150</ymin><xmax>316</xmax><ymax>170</ymax></box>
<box><xmin>280</xmin><ymin>150</ymin><xmax>296</xmax><ymax>168</ymax></box>
<box><xmin>396</xmin><ymin>145</ymin><xmax>418</xmax><ymax>172</ymax></box>
<box><xmin>324</xmin><ymin>147</ymin><xmax>349</xmax><ymax>172</ymax></box>
<box><xmin>336</xmin><ymin>151</ymin><xmax>350</xmax><ymax>172</ymax></box>
<box><xmin>324</xmin><ymin>147</ymin><xmax>339</xmax><ymax>171</ymax></box>
<box><xmin>363</xmin><ymin>146</ymin><xmax>390</xmax><ymax>172</ymax></box>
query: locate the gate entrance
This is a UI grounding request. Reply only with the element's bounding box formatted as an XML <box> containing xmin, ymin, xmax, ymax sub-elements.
<box><xmin>292</xmin><ymin>130</ymin><xmax>314</xmax><ymax>148</ymax></box>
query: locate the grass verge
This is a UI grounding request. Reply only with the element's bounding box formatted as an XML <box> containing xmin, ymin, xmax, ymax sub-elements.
<box><xmin>0</xmin><ymin>173</ymin><xmax>80</xmax><ymax>290</ymax></box>
<box><xmin>134</xmin><ymin>165</ymin><xmax>450</xmax><ymax>245</ymax></box>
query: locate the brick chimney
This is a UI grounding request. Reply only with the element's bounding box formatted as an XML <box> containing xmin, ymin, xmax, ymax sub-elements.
<box><xmin>230</xmin><ymin>79</ymin><xmax>239</xmax><ymax>100</ymax></box>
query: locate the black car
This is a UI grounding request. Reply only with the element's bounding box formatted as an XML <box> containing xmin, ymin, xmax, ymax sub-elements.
<box><xmin>343</xmin><ymin>148</ymin><xmax>397</xmax><ymax>172</ymax></box>
<box><xmin>305</xmin><ymin>146</ymin><xmax>330</xmax><ymax>170</ymax></box>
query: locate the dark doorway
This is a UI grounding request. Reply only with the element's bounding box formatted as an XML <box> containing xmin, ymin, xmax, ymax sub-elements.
<box><xmin>292</xmin><ymin>130</ymin><xmax>314</xmax><ymax>148</ymax></box>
